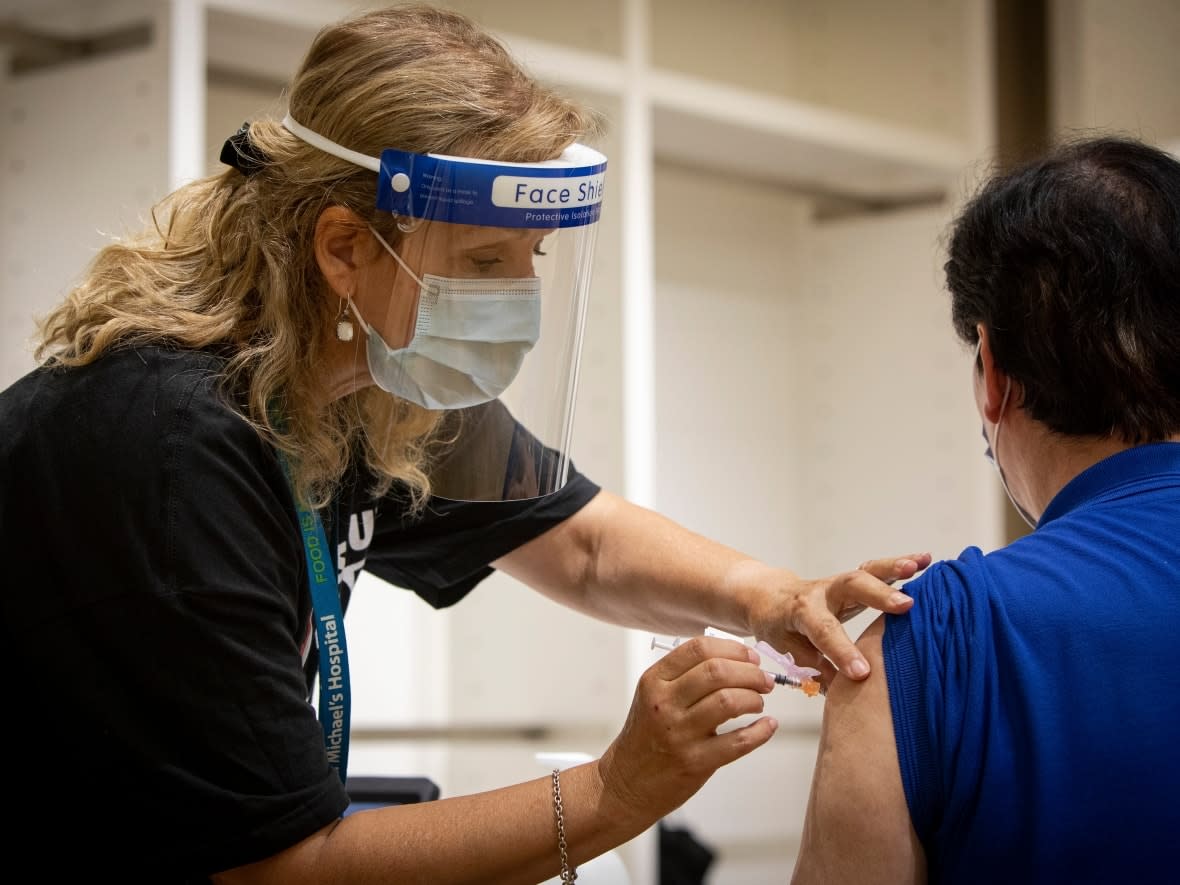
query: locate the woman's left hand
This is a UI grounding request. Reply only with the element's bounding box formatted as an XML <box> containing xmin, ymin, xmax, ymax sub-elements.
<box><xmin>744</xmin><ymin>553</ymin><xmax>932</xmax><ymax>687</ymax></box>
<box><xmin>497</xmin><ymin>490</ymin><xmax>931</xmax><ymax>689</ymax></box>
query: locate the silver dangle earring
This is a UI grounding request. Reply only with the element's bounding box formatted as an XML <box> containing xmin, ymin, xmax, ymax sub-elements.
<box><xmin>335</xmin><ymin>297</ymin><xmax>355</xmax><ymax>342</ymax></box>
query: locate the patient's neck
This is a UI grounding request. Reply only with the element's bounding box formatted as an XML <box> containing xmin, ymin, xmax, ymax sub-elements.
<box><xmin>1012</xmin><ymin>417</ymin><xmax>1178</xmax><ymax>521</ymax></box>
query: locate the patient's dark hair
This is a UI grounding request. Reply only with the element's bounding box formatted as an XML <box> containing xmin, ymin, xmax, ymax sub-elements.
<box><xmin>945</xmin><ymin>135</ymin><xmax>1180</xmax><ymax>442</ymax></box>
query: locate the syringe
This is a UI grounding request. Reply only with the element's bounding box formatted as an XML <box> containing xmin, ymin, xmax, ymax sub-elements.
<box><xmin>650</xmin><ymin>636</ymin><xmax>821</xmax><ymax>695</ymax></box>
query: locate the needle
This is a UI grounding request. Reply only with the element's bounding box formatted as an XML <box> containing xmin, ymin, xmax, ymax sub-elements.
<box><xmin>649</xmin><ymin>636</ymin><xmax>818</xmax><ymax>693</ymax></box>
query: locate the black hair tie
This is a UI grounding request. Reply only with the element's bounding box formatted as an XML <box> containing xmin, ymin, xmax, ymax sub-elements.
<box><xmin>220</xmin><ymin>121</ymin><xmax>267</xmax><ymax>176</ymax></box>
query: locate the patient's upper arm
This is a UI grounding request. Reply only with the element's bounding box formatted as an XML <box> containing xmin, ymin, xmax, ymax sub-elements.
<box><xmin>791</xmin><ymin>616</ymin><xmax>926</xmax><ymax>885</ymax></box>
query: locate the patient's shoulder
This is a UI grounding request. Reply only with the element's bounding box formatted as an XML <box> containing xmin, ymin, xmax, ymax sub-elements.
<box><xmin>791</xmin><ymin>615</ymin><xmax>925</xmax><ymax>885</ymax></box>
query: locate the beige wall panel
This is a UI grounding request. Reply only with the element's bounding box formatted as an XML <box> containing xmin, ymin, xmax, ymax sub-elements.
<box><xmin>651</xmin><ymin>0</ymin><xmax>972</xmax><ymax>142</ymax></box>
<box><xmin>432</xmin><ymin>0</ymin><xmax>624</xmax><ymax>56</ymax></box>
<box><xmin>790</xmin><ymin>204</ymin><xmax>1000</xmax><ymax>577</ymax></box>
<box><xmin>650</xmin><ymin>169</ymin><xmax>1001</xmax><ymax>876</ymax></box>
<box><xmin>653</xmin><ymin>162</ymin><xmax>812</xmax><ymax>574</ymax></box>
<box><xmin>1051</xmin><ymin>0</ymin><xmax>1180</xmax><ymax>142</ymax></box>
<box><xmin>0</xmin><ymin>41</ymin><xmax>168</xmax><ymax>388</ymax></box>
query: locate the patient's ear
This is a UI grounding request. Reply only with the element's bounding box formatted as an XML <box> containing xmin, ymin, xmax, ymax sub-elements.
<box><xmin>975</xmin><ymin>325</ymin><xmax>1016</xmax><ymax>422</ymax></box>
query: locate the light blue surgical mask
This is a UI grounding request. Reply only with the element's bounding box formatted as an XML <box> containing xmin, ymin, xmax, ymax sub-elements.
<box><xmin>349</xmin><ymin>228</ymin><xmax>542</xmax><ymax>411</ymax></box>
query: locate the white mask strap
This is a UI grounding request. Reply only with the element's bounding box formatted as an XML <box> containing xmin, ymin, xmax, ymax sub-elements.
<box><xmin>368</xmin><ymin>225</ymin><xmax>428</xmax><ymax>291</ymax></box>
<box><xmin>993</xmin><ymin>370</ymin><xmax>1013</xmax><ymax>450</ymax></box>
<box><xmin>343</xmin><ymin>230</ymin><xmax>426</xmax><ymax>346</ymax></box>
<box><xmin>344</xmin><ymin>298</ymin><xmax>370</xmax><ymax>339</ymax></box>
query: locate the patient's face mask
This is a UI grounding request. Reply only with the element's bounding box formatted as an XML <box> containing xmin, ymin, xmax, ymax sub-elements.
<box><xmin>348</xmin><ymin>227</ymin><xmax>541</xmax><ymax>410</ymax></box>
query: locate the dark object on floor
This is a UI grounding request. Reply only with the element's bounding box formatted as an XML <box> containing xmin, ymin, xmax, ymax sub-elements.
<box><xmin>659</xmin><ymin>821</ymin><xmax>716</xmax><ymax>885</ymax></box>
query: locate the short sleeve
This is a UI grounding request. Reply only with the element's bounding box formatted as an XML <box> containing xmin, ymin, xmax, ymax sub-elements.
<box><xmin>2</xmin><ymin>348</ymin><xmax>348</xmax><ymax>877</ymax></box>
<box><xmin>363</xmin><ymin>465</ymin><xmax>601</xmax><ymax>608</ymax></box>
<box><xmin>882</xmin><ymin>548</ymin><xmax>990</xmax><ymax>844</ymax></box>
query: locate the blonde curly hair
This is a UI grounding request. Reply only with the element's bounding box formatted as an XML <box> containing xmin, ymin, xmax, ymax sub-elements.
<box><xmin>35</xmin><ymin>3</ymin><xmax>600</xmax><ymax>510</ymax></box>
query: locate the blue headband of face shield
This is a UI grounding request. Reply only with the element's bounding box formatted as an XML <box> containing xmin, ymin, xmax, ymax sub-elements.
<box><xmin>281</xmin><ymin>114</ymin><xmax>606</xmax><ymax>228</ymax></box>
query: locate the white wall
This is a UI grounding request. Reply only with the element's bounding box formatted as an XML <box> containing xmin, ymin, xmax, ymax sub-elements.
<box><xmin>0</xmin><ymin>33</ymin><xmax>169</xmax><ymax>384</ymax></box>
<box><xmin>647</xmin><ymin>161</ymin><xmax>1000</xmax><ymax>878</ymax></box>
<box><xmin>650</xmin><ymin>0</ymin><xmax>974</xmax><ymax>144</ymax></box>
<box><xmin>1050</xmin><ymin>0</ymin><xmax>1180</xmax><ymax>143</ymax></box>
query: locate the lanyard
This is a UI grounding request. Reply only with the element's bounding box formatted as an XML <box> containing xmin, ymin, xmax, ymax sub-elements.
<box><xmin>282</xmin><ymin>457</ymin><xmax>351</xmax><ymax>784</ymax></box>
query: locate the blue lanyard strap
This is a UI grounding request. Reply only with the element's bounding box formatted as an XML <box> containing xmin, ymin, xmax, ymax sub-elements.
<box><xmin>281</xmin><ymin>456</ymin><xmax>351</xmax><ymax>784</ymax></box>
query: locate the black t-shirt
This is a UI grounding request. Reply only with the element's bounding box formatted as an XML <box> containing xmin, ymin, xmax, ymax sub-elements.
<box><xmin>0</xmin><ymin>345</ymin><xmax>599</xmax><ymax>882</ymax></box>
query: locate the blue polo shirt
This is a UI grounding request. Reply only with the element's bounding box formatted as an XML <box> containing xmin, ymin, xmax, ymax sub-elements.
<box><xmin>884</xmin><ymin>442</ymin><xmax>1180</xmax><ymax>883</ymax></box>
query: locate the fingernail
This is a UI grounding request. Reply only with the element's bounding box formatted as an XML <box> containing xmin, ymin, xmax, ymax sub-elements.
<box><xmin>764</xmin><ymin>671</ymin><xmax>776</xmax><ymax>690</ymax></box>
<box><xmin>747</xmin><ymin>648</ymin><xmax>761</xmax><ymax>665</ymax></box>
<box><xmin>848</xmin><ymin>658</ymin><xmax>870</xmax><ymax>678</ymax></box>
<box><xmin>767</xmin><ymin>717</ymin><xmax>779</xmax><ymax>733</ymax></box>
<box><xmin>889</xmin><ymin>592</ymin><xmax>913</xmax><ymax>607</ymax></box>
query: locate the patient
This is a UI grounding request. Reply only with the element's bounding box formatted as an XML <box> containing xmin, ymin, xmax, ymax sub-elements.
<box><xmin>791</xmin><ymin>136</ymin><xmax>1180</xmax><ymax>884</ymax></box>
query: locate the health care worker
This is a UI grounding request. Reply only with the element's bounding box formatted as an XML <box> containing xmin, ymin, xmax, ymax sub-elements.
<box><xmin>0</xmin><ymin>5</ymin><xmax>927</xmax><ymax>883</ymax></box>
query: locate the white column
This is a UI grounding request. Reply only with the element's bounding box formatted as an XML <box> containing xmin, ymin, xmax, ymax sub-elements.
<box><xmin>964</xmin><ymin>0</ymin><xmax>998</xmax><ymax>164</ymax></box>
<box><xmin>168</xmin><ymin>0</ymin><xmax>206</xmax><ymax>190</ymax></box>
<box><xmin>620</xmin><ymin>3</ymin><xmax>659</xmax><ymax>882</ymax></box>
<box><xmin>621</xmin><ymin>0</ymin><xmax>656</xmax><ymax>512</ymax></box>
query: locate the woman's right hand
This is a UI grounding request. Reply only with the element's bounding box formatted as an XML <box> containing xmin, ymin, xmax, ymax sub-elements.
<box><xmin>596</xmin><ymin>636</ymin><xmax>778</xmax><ymax>825</ymax></box>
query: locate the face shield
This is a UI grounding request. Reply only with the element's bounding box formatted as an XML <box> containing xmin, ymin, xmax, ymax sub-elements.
<box><xmin>283</xmin><ymin>115</ymin><xmax>606</xmax><ymax>501</ymax></box>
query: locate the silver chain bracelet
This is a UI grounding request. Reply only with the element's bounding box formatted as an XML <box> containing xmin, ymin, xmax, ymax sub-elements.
<box><xmin>551</xmin><ymin>768</ymin><xmax>577</xmax><ymax>883</ymax></box>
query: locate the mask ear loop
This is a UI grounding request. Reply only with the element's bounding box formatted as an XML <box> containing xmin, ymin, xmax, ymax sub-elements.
<box><xmin>977</xmin><ymin>338</ymin><xmax>1036</xmax><ymax>528</ymax></box>
<box><xmin>976</xmin><ymin>338</ymin><xmax>1012</xmax><ymax>461</ymax></box>
<box><xmin>994</xmin><ymin>378</ymin><xmax>1012</xmax><ymax>444</ymax></box>
<box><xmin>992</xmin><ymin>377</ymin><xmax>1038</xmax><ymax>529</ymax></box>
<box><xmin>368</xmin><ymin>224</ymin><xmax>429</xmax><ymax>291</ymax></box>
<box><xmin>344</xmin><ymin>294</ymin><xmax>373</xmax><ymax>337</ymax></box>
<box><xmin>363</xmin><ymin>226</ymin><xmax>434</xmax><ymax>348</ymax></box>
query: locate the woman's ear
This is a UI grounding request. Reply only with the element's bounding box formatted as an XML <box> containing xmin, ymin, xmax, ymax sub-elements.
<box><xmin>314</xmin><ymin>206</ymin><xmax>368</xmax><ymax>301</ymax></box>
<box><xmin>976</xmin><ymin>324</ymin><xmax>1015</xmax><ymax>422</ymax></box>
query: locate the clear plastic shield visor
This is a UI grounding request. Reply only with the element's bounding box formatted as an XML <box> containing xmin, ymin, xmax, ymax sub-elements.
<box><xmin>364</xmin><ymin>215</ymin><xmax>600</xmax><ymax>503</ymax></box>
<box><xmin>282</xmin><ymin>116</ymin><xmax>606</xmax><ymax>501</ymax></box>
